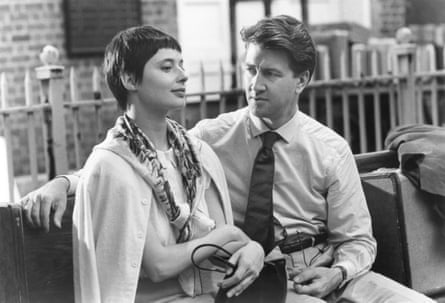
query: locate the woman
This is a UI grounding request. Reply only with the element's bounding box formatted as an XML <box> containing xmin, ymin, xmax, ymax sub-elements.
<box><xmin>73</xmin><ymin>25</ymin><xmax>250</xmax><ymax>303</ymax></box>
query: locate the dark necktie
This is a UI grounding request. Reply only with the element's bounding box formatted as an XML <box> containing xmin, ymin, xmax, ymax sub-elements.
<box><xmin>243</xmin><ymin>131</ymin><xmax>280</xmax><ymax>255</ymax></box>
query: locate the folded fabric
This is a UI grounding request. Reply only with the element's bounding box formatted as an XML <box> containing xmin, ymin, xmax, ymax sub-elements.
<box><xmin>385</xmin><ymin>124</ymin><xmax>445</xmax><ymax>197</ymax></box>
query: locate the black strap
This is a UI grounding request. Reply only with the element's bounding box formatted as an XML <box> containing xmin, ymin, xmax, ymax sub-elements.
<box><xmin>279</xmin><ymin>233</ymin><xmax>328</xmax><ymax>254</ymax></box>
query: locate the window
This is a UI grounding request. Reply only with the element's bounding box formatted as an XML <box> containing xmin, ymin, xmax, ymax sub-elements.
<box><xmin>64</xmin><ymin>0</ymin><xmax>141</xmax><ymax>56</ymax></box>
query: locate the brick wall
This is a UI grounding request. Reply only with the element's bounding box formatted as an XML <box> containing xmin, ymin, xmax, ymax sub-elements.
<box><xmin>371</xmin><ymin>0</ymin><xmax>407</xmax><ymax>37</ymax></box>
<box><xmin>0</xmin><ymin>0</ymin><xmax>178</xmax><ymax>176</ymax></box>
<box><xmin>141</xmin><ymin>0</ymin><xmax>178</xmax><ymax>38</ymax></box>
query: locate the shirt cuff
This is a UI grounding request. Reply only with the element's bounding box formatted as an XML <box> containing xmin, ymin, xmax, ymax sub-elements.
<box><xmin>331</xmin><ymin>261</ymin><xmax>353</xmax><ymax>288</ymax></box>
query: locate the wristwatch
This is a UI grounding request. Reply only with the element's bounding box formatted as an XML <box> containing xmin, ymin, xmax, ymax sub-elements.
<box><xmin>333</xmin><ymin>265</ymin><xmax>347</xmax><ymax>283</ymax></box>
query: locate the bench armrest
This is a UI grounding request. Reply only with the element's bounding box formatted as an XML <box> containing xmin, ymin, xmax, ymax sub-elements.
<box><xmin>355</xmin><ymin>150</ymin><xmax>399</xmax><ymax>174</ymax></box>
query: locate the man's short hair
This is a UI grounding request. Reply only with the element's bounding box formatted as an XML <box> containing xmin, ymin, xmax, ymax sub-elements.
<box><xmin>240</xmin><ymin>15</ymin><xmax>316</xmax><ymax>79</ymax></box>
<box><xmin>104</xmin><ymin>25</ymin><xmax>181</xmax><ymax>110</ymax></box>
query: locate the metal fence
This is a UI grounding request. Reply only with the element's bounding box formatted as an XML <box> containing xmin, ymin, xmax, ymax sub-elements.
<box><xmin>1</xmin><ymin>40</ymin><xmax>445</xmax><ymax>203</ymax></box>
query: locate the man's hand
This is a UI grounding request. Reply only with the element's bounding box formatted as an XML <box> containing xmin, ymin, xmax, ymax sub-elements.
<box><xmin>293</xmin><ymin>266</ymin><xmax>343</xmax><ymax>298</ymax></box>
<box><xmin>20</xmin><ymin>177</ymin><xmax>69</xmax><ymax>232</ymax></box>
<box><xmin>219</xmin><ymin>241</ymin><xmax>265</xmax><ymax>298</ymax></box>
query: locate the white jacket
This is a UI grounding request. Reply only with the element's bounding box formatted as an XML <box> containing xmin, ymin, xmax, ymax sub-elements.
<box><xmin>73</xmin><ymin>130</ymin><xmax>233</xmax><ymax>303</ymax></box>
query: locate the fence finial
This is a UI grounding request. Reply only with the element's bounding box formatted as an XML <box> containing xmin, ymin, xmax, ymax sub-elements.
<box><xmin>396</xmin><ymin>27</ymin><xmax>413</xmax><ymax>44</ymax></box>
<box><xmin>36</xmin><ymin>45</ymin><xmax>64</xmax><ymax>81</ymax></box>
<box><xmin>39</xmin><ymin>45</ymin><xmax>60</xmax><ymax>66</ymax></box>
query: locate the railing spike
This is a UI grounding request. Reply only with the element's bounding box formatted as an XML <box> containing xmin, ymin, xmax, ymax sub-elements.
<box><xmin>25</xmin><ymin>69</ymin><xmax>33</xmax><ymax>106</ymax></box>
<box><xmin>70</xmin><ymin>66</ymin><xmax>79</xmax><ymax>102</ymax></box>
<box><xmin>92</xmin><ymin>66</ymin><xmax>101</xmax><ymax>99</ymax></box>
<box><xmin>199</xmin><ymin>61</ymin><xmax>205</xmax><ymax>92</ymax></box>
<box><xmin>219</xmin><ymin>60</ymin><xmax>225</xmax><ymax>90</ymax></box>
<box><xmin>1</xmin><ymin>72</ymin><xmax>8</xmax><ymax>109</ymax></box>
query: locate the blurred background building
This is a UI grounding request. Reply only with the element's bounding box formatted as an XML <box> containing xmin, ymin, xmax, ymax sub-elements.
<box><xmin>2</xmin><ymin>0</ymin><xmax>443</xmax><ymax>103</ymax></box>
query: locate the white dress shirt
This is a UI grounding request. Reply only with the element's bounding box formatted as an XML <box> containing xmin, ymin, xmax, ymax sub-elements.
<box><xmin>189</xmin><ymin>107</ymin><xmax>377</xmax><ymax>282</ymax></box>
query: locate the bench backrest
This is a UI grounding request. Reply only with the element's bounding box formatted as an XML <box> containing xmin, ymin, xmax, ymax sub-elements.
<box><xmin>1</xmin><ymin>151</ymin><xmax>444</xmax><ymax>301</ymax></box>
<box><xmin>358</xmin><ymin>151</ymin><xmax>445</xmax><ymax>300</ymax></box>
<box><xmin>0</xmin><ymin>198</ymin><xmax>74</xmax><ymax>303</ymax></box>
<box><xmin>362</xmin><ymin>170</ymin><xmax>445</xmax><ymax>298</ymax></box>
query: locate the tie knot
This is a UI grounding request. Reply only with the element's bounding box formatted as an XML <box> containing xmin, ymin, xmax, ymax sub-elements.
<box><xmin>261</xmin><ymin>131</ymin><xmax>280</xmax><ymax>149</ymax></box>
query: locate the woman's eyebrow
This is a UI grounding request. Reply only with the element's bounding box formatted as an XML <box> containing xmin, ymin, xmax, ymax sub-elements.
<box><xmin>158</xmin><ymin>58</ymin><xmax>184</xmax><ymax>65</ymax></box>
<box><xmin>158</xmin><ymin>58</ymin><xmax>175</xmax><ymax>64</ymax></box>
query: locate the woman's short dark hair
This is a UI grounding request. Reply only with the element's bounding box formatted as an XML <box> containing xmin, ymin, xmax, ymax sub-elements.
<box><xmin>240</xmin><ymin>15</ymin><xmax>316</xmax><ymax>80</ymax></box>
<box><xmin>104</xmin><ymin>25</ymin><xmax>181</xmax><ymax>110</ymax></box>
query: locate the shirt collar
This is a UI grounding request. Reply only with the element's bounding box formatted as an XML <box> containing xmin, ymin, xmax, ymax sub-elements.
<box><xmin>248</xmin><ymin>110</ymin><xmax>299</xmax><ymax>144</ymax></box>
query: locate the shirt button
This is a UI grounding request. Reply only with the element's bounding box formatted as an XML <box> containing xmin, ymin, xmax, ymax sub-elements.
<box><xmin>131</xmin><ymin>262</ymin><xmax>138</xmax><ymax>268</ymax></box>
<box><xmin>137</xmin><ymin>232</ymin><xmax>143</xmax><ymax>239</ymax></box>
<box><xmin>141</xmin><ymin>199</ymin><xmax>149</xmax><ymax>205</ymax></box>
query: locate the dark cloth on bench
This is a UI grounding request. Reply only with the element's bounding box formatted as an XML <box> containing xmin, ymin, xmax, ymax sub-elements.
<box><xmin>385</xmin><ymin>124</ymin><xmax>445</xmax><ymax>197</ymax></box>
<box><xmin>385</xmin><ymin>124</ymin><xmax>445</xmax><ymax>235</ymax></box>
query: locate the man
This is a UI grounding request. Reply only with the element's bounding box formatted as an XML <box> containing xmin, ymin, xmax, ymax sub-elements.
<box><xmin>22</xmin><ymin>15</ymin><xmax>434</xmax><ymax>302</ymax></box>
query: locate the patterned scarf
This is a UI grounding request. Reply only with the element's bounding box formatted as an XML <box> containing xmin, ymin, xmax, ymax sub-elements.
<box><xmin>113</xmin><ymin>114</ymin><xmax>201</xmax><ymax>242</ymax></box>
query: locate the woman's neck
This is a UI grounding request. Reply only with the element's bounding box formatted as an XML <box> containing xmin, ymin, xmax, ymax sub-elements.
<box><xmin>126</xmin><ymin>107</ymin><xmax>169</xmax><ymax>151</ymax></box>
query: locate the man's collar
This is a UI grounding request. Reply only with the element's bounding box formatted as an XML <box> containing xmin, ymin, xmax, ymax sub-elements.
<box><xmin>248</xmin><ymin>110</ymin><xmax>299</xmax><ymax>144</ymax></box>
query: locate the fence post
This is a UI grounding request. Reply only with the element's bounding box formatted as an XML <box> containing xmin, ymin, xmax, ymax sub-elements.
<box><xmin>199</xmin><ymin>61</ymin><xmax>207</xmax><ymax>119</ymax></box>
<box><xmin>236</xmin><ymin>59</ymin><xmax>245</xmax><ymax>108</ymax></box>
<box><xmin>0</xmin><ymin>73</ymin><xmax>17</xmax><ymax>203</ymax></box>
<box><xmin>392</xmin><ymin>28</ymin><xmax>418</xmax><ymax>125</ymax></box>
<box><xmin>219</xmin><ymin>60</ymin><xmax>226</xmax><ymax>114</ymax></box>
<box><xmin>92</xmin><ymin>66</ymin><xmax>104</xmax><ymax>141</ymax></box>
<box><xmin>25</xmin><ymin>69</ymin><xmax>39</xmax><ymax>188</ymax></box>
<box><xmin>35</xmin><ymin>45</ymin><xmax>68</xmax><ymax>178</ymax></box>
<box><xmin>351</xmin><ymin>43</ymin><xmax>368</xmax><ymax>152</ymax></box>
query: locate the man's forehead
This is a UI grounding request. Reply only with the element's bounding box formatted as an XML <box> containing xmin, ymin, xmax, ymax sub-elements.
<box><xmin>244</xmin><ymin>44</ymin><xmax>289</xmax><ymax>68</ymax></box>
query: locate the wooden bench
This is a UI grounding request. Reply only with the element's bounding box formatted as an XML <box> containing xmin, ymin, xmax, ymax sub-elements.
<box><xmin>0</xmin><ymin>198</ymin><xmax>74</xmax><ymax>303</ymax></box>
<box><xmin>358</xmin><ymin>151</ymin><xmax>445</xmax><ymax>301</ymax></box>
<box><xmin>1</xmin><ymin>151</ymin><xmax>445</xmax><ymax>302</ymax></box>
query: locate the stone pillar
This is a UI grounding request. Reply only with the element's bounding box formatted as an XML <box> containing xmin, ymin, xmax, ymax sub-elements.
<box><xmin>35</xmin><ymin>45</ymin><xmax>68</xmax><ymax>178</ymax></box>
<box><xmin>391</xmin><ymin>27</ymin><xmax>418</xmax><ymax>125</ymax></box>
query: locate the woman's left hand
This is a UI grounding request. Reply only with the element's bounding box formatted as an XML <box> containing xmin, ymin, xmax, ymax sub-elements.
<box><xmin>218</xmin><ymin>241</ymin><xmax>265</xmax><ymax>298</ymax></box>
